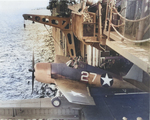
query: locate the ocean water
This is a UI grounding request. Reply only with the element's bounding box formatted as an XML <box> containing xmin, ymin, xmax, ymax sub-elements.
<box><xmin>0</xmin><ymin>1</ymin><xmax>54</xmax><ymax>100</ymax></box>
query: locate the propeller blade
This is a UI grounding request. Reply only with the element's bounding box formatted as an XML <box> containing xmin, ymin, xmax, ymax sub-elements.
<box><xmin>32</xmin><ymin>50</ymin><xmax>34</xmax><ymax>70</ymax></box>
<box><xmin>29</xmin><ymin>69</ymin><xmax>33</xmax><ymax>72</ymax></box>
<box><xmin>31</xmin><ymin>50</ymin><xmax>35</xmax><ymax>94</ymax></box>
<box><xmin>32</xmin><ymin>71</ymin><xmax>34</xmax><ymax>94</ymax></box>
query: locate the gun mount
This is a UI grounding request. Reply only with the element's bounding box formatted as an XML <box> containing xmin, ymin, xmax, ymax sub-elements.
<box><xmin>47</xmin><ymin>0</ymin><xmax>77</xmax><ymax>17</ymax></box>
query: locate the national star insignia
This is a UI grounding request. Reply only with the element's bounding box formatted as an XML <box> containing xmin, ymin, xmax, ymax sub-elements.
<box><xmin>101</xmin><ymin>73</ymin><xmax>113</xmax><ymax>86</ymax></box>
<box><xmin>68</xmin><ymin>91</ymin><xmax>84</xmax><ymax>97</ymax></box>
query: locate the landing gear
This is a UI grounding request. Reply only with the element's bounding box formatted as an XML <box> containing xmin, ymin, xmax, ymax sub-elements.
<box><xmin>51</xmin><ymin>97</ymin><xmax>61</xmax><ymax>107</ymax></box>
<box><xmin>51</xmin><ymin>90</ymin><xmax>62</xmax><ymax>107</ymax></box>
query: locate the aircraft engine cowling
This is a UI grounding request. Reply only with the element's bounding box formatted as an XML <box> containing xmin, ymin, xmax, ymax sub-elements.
<box><xmin>34</xmin><ymin>63</ymin><xmax>55</xmax><ymax>84</ymax></box>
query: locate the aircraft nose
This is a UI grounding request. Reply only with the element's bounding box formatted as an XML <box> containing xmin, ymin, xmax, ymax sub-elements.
<box><xmin>34</xmin><ymin>63</ymin><xmax>55</xmax><ymax>84</ymax></box>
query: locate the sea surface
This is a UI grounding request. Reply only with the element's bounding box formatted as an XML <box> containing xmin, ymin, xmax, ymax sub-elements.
<box><xmin>0</xmin><ymin>1</ymin><xmax>54</xmax><ymax>100</ymax></box>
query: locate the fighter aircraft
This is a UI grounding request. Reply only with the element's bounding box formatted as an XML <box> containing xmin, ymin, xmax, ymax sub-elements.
<box><xmin>29</xmin><ymin>54</ymin><xmax>149</xmax><ymax>107</ymax></box>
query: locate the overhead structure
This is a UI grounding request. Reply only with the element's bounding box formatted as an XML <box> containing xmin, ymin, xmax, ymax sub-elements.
<box><xmin>23</xmin><ymin>0</ymin><xmax>150</xmax><ymax>73</ymax></box>
<box><xmin>103</xmin><ymin>0</ymin><xmax>150</xmax><ymax>74</ymax></box>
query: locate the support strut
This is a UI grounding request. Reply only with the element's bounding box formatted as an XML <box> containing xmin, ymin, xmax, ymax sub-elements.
<box><xmin>23</xmin><ymin>14</ymin><xmax>76</xmax><ymax>58</ymax></box>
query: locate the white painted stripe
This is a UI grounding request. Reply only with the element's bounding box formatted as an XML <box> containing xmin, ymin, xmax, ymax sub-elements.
<box><xmin>115</xmin><ymin>92</ymin><xmax>148</xmax><ymax>95</ymax></box>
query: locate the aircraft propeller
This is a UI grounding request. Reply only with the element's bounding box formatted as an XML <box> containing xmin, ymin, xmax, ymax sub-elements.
<box><xmin>28</xmin><ymin>51</ymin><xmax>35</xmax><ymax>94</ymax></box>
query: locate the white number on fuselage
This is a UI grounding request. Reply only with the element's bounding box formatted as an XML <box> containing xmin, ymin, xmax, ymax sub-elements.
<box><xmin>81</xmin><ymin>71</ymin><xmax>97</xmax><ymax>82</ymax></box>
<box><xmin>81</xmin><ymin>71</ymin><xmax>89</xmax><ymax>82</ymax></box>
<box><xmin>90</xmin><ymin>73</ymin><xmax>97</xmax><ymax>82</ymax></box>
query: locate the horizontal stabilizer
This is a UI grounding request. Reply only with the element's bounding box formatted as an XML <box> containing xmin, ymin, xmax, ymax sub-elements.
<box><xmin>123</xmin><ymin>64</ymin><xmax>150</xmax><ymax>92</ymax></box>
<box><xmin>123</xmin><ymin>64</ymin><xmax>143</xmax><ymax>82</ymax></box>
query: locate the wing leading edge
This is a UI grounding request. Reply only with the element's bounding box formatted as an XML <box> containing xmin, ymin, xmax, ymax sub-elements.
<box><xmin>55</xmin><ymin>79</ymin><xmax>95</xmax><ymax>105</ymax></box>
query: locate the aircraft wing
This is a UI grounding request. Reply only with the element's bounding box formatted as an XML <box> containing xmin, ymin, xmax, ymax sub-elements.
<box><xmin>55</xmin><ymin>79</ymin><xmax>95</xmax><ymax>105</ymax></box>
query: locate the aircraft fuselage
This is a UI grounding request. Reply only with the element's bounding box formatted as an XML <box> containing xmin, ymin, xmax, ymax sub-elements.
<box><xmin>34</xmin><ymin>62</ymin><xmax>136</xmax><ymax>89</ymax></box>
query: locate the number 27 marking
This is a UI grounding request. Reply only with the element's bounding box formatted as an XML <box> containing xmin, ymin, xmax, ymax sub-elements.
<box><xmin>81</xmin><ymin>71</ymin><xmax>97</xmax><ymax>82</ymax></box>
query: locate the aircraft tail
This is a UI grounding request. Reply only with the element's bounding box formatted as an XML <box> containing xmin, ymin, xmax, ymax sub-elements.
<box><xmin>123</xmin><ymin>64</ymin><xmax>143</xmax><ymax>82</ymax></box>
<box><xmin>123</xmin><ymin>64</ymin><xmax>150</xmax><ymax>92</ymax></box>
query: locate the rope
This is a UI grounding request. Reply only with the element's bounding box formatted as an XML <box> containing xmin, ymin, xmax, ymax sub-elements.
<box><xmin>111</xmin><ymin>24</ymin><xmax>150</xmax><ymax>43</ymax></box>
<box><xmin>113</xmin><ymin>23</ymin><xmax>125</xmax><ymax>27</ymax></box>
<box><xmin>113</xmin><ymin>7</ymin><xmax>150</xmax><ymax>22</ymax></box>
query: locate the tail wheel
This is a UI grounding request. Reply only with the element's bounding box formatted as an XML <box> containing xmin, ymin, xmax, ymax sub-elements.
<box><xmin>51</xmin><ymin>97</ymin><xmax>61</xmax><ymax>107</ymax></box>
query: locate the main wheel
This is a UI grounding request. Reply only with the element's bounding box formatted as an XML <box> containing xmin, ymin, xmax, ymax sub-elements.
<box><xmin>51</xmin><ymin>97</ymin><xmax>61</xmax><ymax>107</ymax></box>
